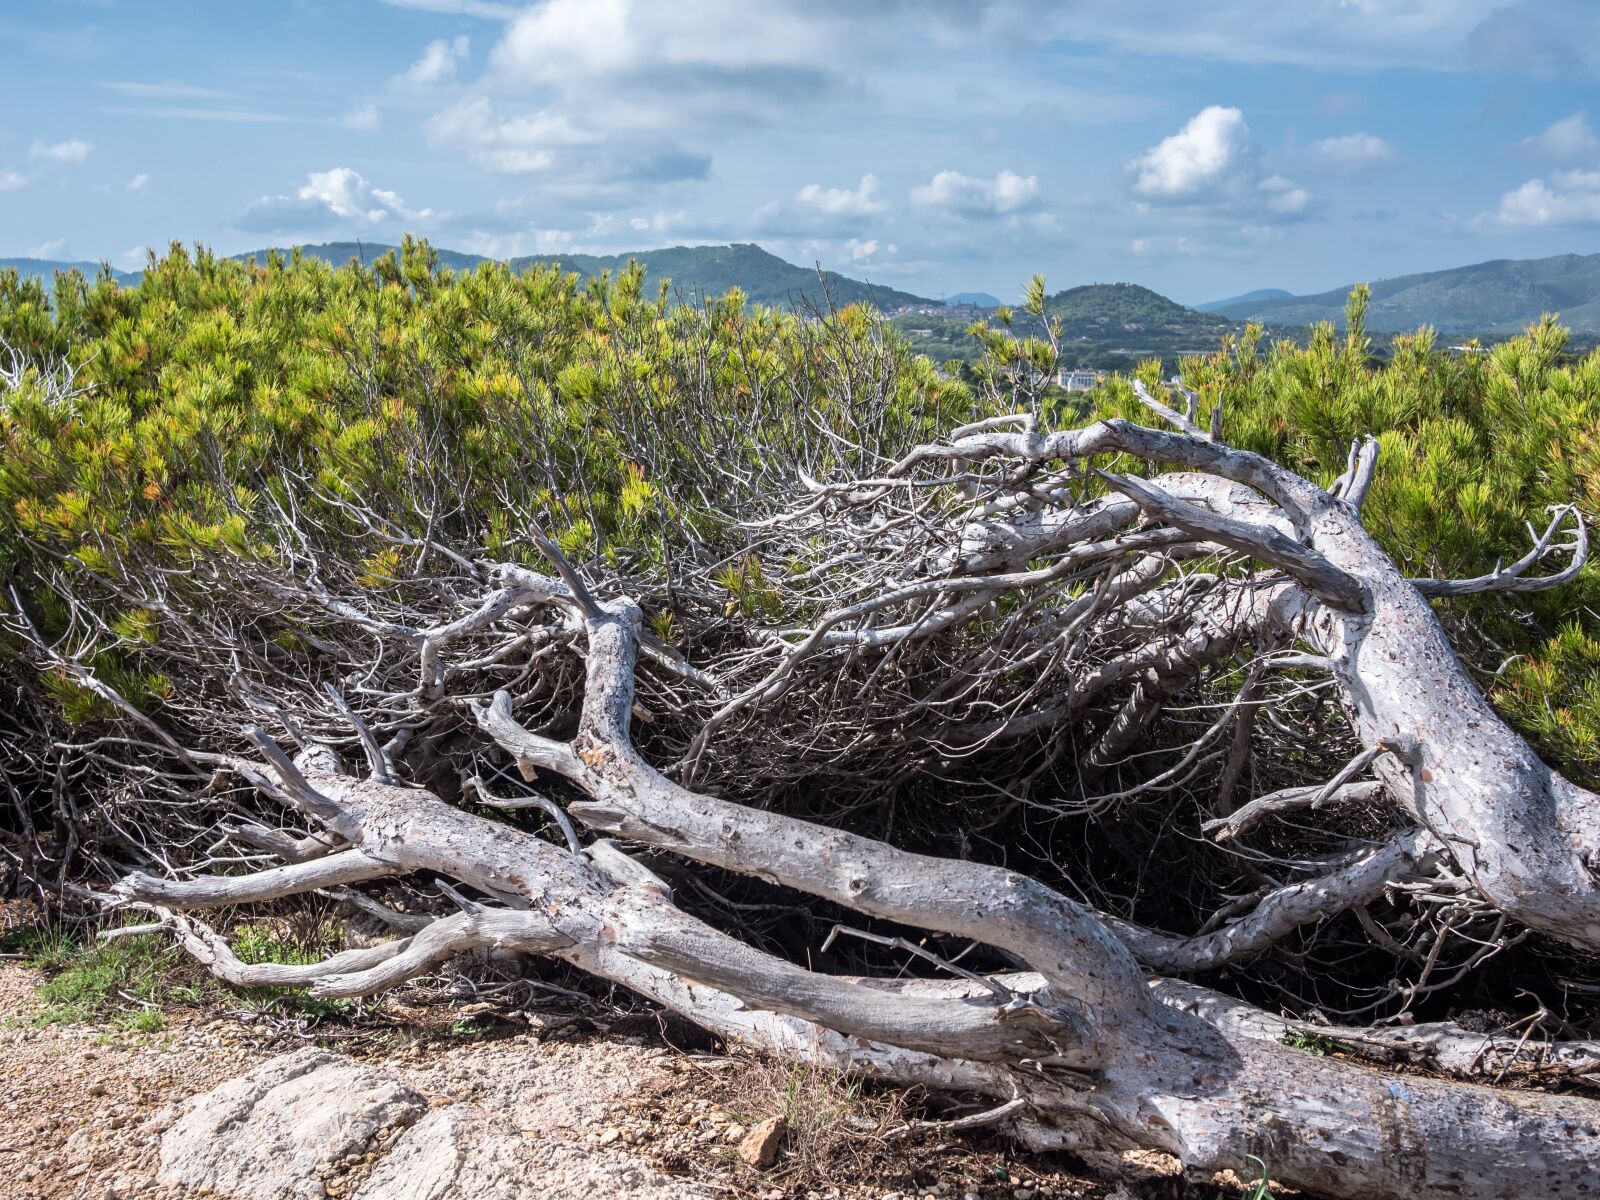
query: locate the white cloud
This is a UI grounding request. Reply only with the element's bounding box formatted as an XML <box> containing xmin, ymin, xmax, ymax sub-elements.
<box><xmin>795</xmin><ymin>174</ymin><xmax>885</xmax><ymax>218</ymax></box>
<box><xmin>126</xmin><ymin>173</ymin><xmax>150</xmax><ymax>191</ymax></box>
<box><xmin>1128</xmin><ymin>106</ymin><xmax>1311</xmax><ymax>225</ymax></box>
<box><xmin>117</xmin><ymin>246</ymin><xmax>149</xmax><ymax>271</ymax></box>
<box><xmin>910</xmin><ymin>168</ymin><xmax>1039</xmax><ymax>216</ymax></box>
<box><xmin>490</xmin><ymin>0</ymin><xmax>827</xmax><ymax>85</ymax></box>
<box><xmin>1481</xmin><ymin>170</ymin><xmax>1600</xmax><ymax>227</ymax></box>
<box><xmin>0</xmin><ymin>170</ymin><xmax>29</xmax><ymax>192</ymax></box>
<box><xmin>1258</xmin><ymin>174</ymin><xmax>1310</xmax><ymax>215</ymax></box>
<box><xmin>1132</xmin><ymin>106</ymin><xmax>1249</xmax><ymax>198</ymax></box>
<box><xmin>27</xmin><ymin>239</ymin><xmax>70</xmax><ymax>259</ymax></box>
<box><xmin>423</xmin><ymin>96</ymin><xmax>600</xmax><ymax>174</ymax></box>
<box><xmin>399</xmin><ymin>36</ymin><xmax>470</xmax><ymax>88</ymax></box>
<box><xmin>1309</xmin><ymin>132</ymin><xmax>1395</xmax><ymax>172</ymax></box>
<box><xmin>238</xmin><ymin>167</ymin><xmax>435</xmax><ymax>232</ymax></box>
<box><xmin>340</xmin><ymin>103</ymin><xmax>381</xmax><ymax>132</ymax></box>
<box><xmin>30</xmin><ymin>139</ymin><xmax>92</xmax><ymax>163</ymax></box>
<box><xmin>1522</xmin><ymin>111</ymin><xmax>1600</xmax><ymax>161</ymax></box>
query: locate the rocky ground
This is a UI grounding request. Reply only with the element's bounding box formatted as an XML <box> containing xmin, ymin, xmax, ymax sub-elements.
<box><xmin>0</xmin><ymin>899</ymin><xmax>1254</xmax><ymax>1200</ymax></box>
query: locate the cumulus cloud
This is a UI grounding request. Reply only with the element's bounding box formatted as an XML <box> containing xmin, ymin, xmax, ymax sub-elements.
<box><xmin>910</xmin><ymin>168</ymin><xmax>1039</xmax><ymax>217</ymax></box>
<box><xmin>237</xmin><ymin>167</ymin><xmax>435</xmax><ymax>233</ymax></box>
<box><xmin>126</xmin><ymin>173</ymin><xmax>150</xmax><ymax>191</ymax></box>
<box><xmin>1132</xmin><ymin>106</ymin><xmax>1250</xmax><ymax>198</ymax></box>
<box><xmin>1481</xmin><ymin>170</ymin><xmax>1600</xmax><ymax>227</ymax></box>
<box><xmin>30</xmin><ymin>139</ymin><xmax>92</xmax><ymax>163</ymax></box>
<box><xmin>0</xmin><ymin>170</ymin><xmax>29</xmax><ymax>192</ymax></box>
<box><xmin>27</xmin><ymin>238</ymin><xmax>70</xmax><ymax>258</ymax></box>
<box><xmin>1309</xmin><ymin>132</ymin><xmax>1395</xmax><ymax>172</ymax></box>
<box><xmin>794</xmin><ymin>174</ymin><xmax>885</xmax><ymax>218</ymax></box>
<box><xmin>1129</xmin><ymin>106</ymin><xmax>1309</xmax><ymax>223</ymax></box>
<box><xmin>398</xmin><ymin>36</ymin><xmax>470</xmax><ymax>87</ymax></box>
<box><xmin>1522</xmin><ymin>112</ymin><xmax>1600</xmax><ymax>160</ymax></box>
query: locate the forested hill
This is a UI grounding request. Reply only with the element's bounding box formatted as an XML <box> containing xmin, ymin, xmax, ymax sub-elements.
<box><xmin>1212</xmin><ymin>252</ymin><xmax>1600</xmax><ymax>333</ymax></box>
<box><xmin>1045</xmin><ymin>282</ymin><xmax>1234</xmax><ymax>336</ymax></box>
<box><xmin>224</xmin><ymin>241</ymin><xmax>933</xmax><ymax>310</ymax></box>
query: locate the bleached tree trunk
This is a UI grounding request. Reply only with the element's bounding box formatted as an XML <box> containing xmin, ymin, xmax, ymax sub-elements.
<box><xmin>47</xmin><ymin>398</ymin><xmax>1600</xmax><ymax>1199</ymax></box>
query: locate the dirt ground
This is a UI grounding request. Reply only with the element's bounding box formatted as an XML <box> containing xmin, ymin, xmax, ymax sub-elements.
<box><xmin>0</xmin><ymin>950</ymin><xmax>1210</xmax><ymax>1200</ymax></box>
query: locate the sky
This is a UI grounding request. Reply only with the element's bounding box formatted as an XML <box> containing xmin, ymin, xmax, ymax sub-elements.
<box><xmin>3</xmin><ymin>0</ymin><xmax>1600</xmax><ymax>306</ymax></box>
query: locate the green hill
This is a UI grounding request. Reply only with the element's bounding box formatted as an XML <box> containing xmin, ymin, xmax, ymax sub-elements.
<box><xmin>509</xmin><ymin>243</ymin><xmax>931</xmax><ymax>310</ymax></box>
<box><xmin>1213</xmin><ymin>253</ymin><xmax>1600</xmax><ymax>333</ymax></box>
<box><xmin>1046</xmin><ymin>282</ymin><xmax>1235</xmax><ymax>338</ymax></box>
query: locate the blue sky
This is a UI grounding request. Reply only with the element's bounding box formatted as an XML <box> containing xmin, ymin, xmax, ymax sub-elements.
<box><xmin>3</xmin><ymin>0</ymin><xmax>1600</xmax><ymax>305</ymax></box>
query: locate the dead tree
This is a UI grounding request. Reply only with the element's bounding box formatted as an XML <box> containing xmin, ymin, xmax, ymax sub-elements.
<box><xmin>7</xmin><ymin>366</ymin><xmax>1600</xmax><ymax>1198</ymax></box>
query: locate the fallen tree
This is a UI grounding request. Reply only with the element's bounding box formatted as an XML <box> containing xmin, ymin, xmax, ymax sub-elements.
<box><xmin>4</xmin><ymin>252</ymin><xmax>1600</xmax><ymax>1198</ymax></box>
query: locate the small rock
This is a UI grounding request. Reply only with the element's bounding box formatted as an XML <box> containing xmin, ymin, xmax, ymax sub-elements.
<box><xmin>723</xmin><ymin>1122</ymin><xmax>747</xmax><ymax>1144</ymax></box>
<box><xmin>598</xmin><ymin>1127</ymin><xmax>622</xmax><ymax>1146</ymax></box>
<box><xmin>736</xmin><ymin>1116</ymin><xmax>787</xmax><ymax>1169</ymax></box>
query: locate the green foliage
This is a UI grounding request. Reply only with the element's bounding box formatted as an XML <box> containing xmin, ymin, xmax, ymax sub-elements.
<box><xmin>1</xmin><ymin>245</ymin><xmax>1597</xmax><ymax>786</ymax></box>
<box><xmin>1279</xmin><ymin>1029</ymin><xmax>1350</xmax><ymax>1057</ymax></box>
<box><xmin>0</xmin><ymin>239</ymin><xmax>970</xmax><ymax>734</ymax></box>
<box><xmin>1162</xmin><ymin>312</ymin><xmax>1600</xmax><ymax>782</ymax></box>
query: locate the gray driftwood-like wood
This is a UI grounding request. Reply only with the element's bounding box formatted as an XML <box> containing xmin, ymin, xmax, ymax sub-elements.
<box><xmin>70</xmin><ymin>399</ymin><xmax>1600</xmax><ymax>1199</ymax></box>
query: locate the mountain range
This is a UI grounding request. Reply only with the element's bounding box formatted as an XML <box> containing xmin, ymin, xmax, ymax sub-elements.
<box><xmin>1205</xmin><ymin>252</ymin><xmax>1600</xmax><ymax>333</ymax></box>
<box><xmin>8</xmin><ymin>243</ymin><xmax>1600</xmax><ymax>337</ymax></box>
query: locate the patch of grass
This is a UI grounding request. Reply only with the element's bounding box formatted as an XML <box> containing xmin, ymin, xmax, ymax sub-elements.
<box><xmin>28</xmin><ymin>926</ymin><xmax>184</xmax><ymax>1025</ymax></box>
<box><xmin>1280</xmin><ymin>1029</ymin><xmax>1351</xmax><ymax>1057</ymax></box>
<box><xmin>228</xmin><ymin>920</ymin><xmax>357</xmax><ymax>1025</ymax></box>
<box><xmin>232</xmin><ymin>921</ymin><xmax>342</xmax><ymax>967</ymax></box>
<box><xmin>112</xmin><ymin>1006</ymin><xmax>167</xmax><ymax>1034</ymax></box>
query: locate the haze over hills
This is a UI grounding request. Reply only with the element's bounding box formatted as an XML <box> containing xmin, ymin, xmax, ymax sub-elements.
<box><xmin>1195</xmin><ymin>288</ymin><xmax>1292</xmax><ymax>313</ymax></box>
<box><xmin>1211</xmin><ymin>252</ymin><xmax>1600</xmax><ymax>333</ymax></box>
<box><xmin>0</xmin><ymin>257</ymin><xmax>139</xmax><ymax>287</ymax></box>
<box><xmin>945</xmin><ymin>291</ymin><xmax>1003</xmax><ymax>308</ymax></box>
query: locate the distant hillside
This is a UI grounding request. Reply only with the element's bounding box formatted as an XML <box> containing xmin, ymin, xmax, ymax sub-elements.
<box><xmin>511</xmin><ymin>243</ymin><xmax>932</xmax><ymax>310</ymax></box>
<box><xmin>946</xmin><ymin>291</ymin><xmax>1002</xmax><ymax>308</ymax></box>
<box><xmin>1046</xmin><ymin>282</ymin><xmax>1234</xmax><ymax>337</ymax></box>
<box><xmin>1196</xmin><ymin>287</ymin><xmax>1291</xmax><ymax>313</ymax></box>
<box><xmin>227</xmin><ymin>241</ymin><xmax>932</xmax><ymax>311</ymax></box>
<box><xmin>0</xmin><ymin>257</ymin><xmax>139</xmax><ymax>289</ymax></box>
<box><xmin>1213</xmin><ymin>253</ymin><xmax>1600</xmax><ymax>333</ymax></box>
<box><xmin>232</xmin><ymin>241</ymin><xmax>487</xmax><ymax>274</ymax></box>
<box><xmin>897</xmin><ymin>281</ymin><xmax>1236</xmax><ymax>370</ymax></box>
